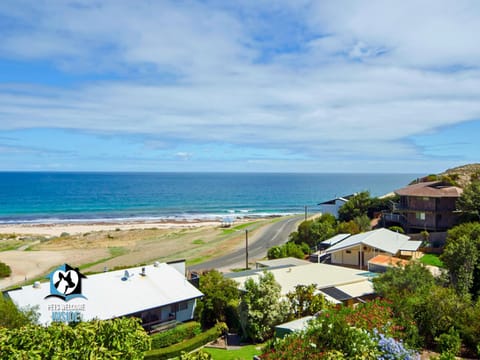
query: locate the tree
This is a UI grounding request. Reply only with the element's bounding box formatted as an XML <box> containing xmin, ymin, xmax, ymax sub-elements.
<box><xmin>285</xmin><ymin>284</ymin><xmax>326</xmax><ymax>319</ymax></box>
<box><xmin>0</xmin><ymin>296</ymin><xmax>38</xmax><ymax>329</ymax></box>
<box><xmin>442</xmin><ymin>222</ymin><xmax>480</xmax><ymax>297</ymax></box>
<box><xmin>441</xmin><ymin>235</ymin><xmax>478</xmax><ymax>295</ymax></box>
<box><xmin>289</xmin><ymin>214</ymin><xmax>337</xmax><ymax>248</ymax></box>
<box><xmin>416</xmin><ymin>286</ymin><xmax>470</xmax><ymax>346</ymax></box>
<box><xmin>338</xmin><ymin>191</ymin><xmax>372</xmax><ymax>222</ymax></box>
<box><xmin>373</xmin><ymin>262</ymin><xmax>436</xmax><ymax>345</ymax></box>
<box><xmin>267</xmin><ymin>242</ymin><xmax>309</xmax><ymax>260</ymax></box>
<box><xmin>336</xmin><ymin>220</ymin><xmax>361</xmax><ymax>235</ymax></box>
<box><xmin>353</xmin><ymin>214</ymin><xmax>371</xmax><ymax>232</ymax></box>
<box><xmin>457</xmin><ymin>181</ymin><xmax>480</xmax><ymax>220</ymax></box>
<box><xmin>196</xmin><ymin>270</ymin><xmax>240</xmax><ymax>330</ymax></box>
<box><xmin>239</xmin><ymin>271</ymin><xmax>289</xmax><ymax>342</ymax></box>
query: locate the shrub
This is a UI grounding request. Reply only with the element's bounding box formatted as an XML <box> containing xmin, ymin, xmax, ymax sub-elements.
<box><xmin>435</xmin><ymin>328</ymin><xmax>461</xmax><ymax>357</ymax></box>
<box><xmin>150</xmin><ymin>321</ymin><xmax>201</xmax><ymax>349</ymax></box>
<box><xmin>0</xmin><ymin>261</ymin><xmax>11</xmax><ymax>278</ymax></box>
<box><xmin>388</xmin><ymin>226</ymin><xmax>405</xmax><ymax>234</ymax></box>
<box><xmin>374</xmin><ymin>330</ymin><xmax>419</xmax><ymax>360</ymax></box>
<box><xmin>144</xmin><ymin>322</ymin><xmax>227</xmax><ymax>360</ymax></box>
<box><xmin>0</xmin><ymin>317</ymin><xmax>150</xmax><ymax>359</ymax></box>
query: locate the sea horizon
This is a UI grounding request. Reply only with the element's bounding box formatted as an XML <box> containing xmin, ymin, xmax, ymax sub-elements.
<box><xmin>0</xmin><ymin>171</ymin><xmax>420</xmax><ymax>224</ymax></box>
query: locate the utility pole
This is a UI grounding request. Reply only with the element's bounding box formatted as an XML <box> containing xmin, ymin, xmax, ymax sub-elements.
<box><xmin>245</xmin><ymin>229</ymin><xmax>249</xmax><ymax>270</ymax></box>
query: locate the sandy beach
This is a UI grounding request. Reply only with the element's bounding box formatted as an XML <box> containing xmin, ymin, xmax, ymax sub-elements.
<box><xmin>0</xmin><ymin>219</ymin><xmax>222</xmax><ymax>237</ymax></box>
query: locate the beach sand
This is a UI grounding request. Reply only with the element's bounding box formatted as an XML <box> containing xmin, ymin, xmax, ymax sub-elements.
<box><xmin>0</xmin><ymin>219</ymin><xmax>221</xmax><ymax>237</ymax></box>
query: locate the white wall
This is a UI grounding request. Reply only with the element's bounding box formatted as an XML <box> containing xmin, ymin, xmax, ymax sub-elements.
<box><xmin>176</xmin><ymin>299</ymin><xmax>197</xmax><ymax>323</ymax></box>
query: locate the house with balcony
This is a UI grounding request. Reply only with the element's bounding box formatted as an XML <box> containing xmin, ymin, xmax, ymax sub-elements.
<box><xmin>383</xmin><ymin>181</ymin><xmax>463</xmax><ymax>233</ymax></box>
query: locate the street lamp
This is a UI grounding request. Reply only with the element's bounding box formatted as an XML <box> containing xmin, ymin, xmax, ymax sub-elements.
<box><xmin>245</xmin><ymin>229</ymin><xmax>249</xmax><ymax>270</ymax></box>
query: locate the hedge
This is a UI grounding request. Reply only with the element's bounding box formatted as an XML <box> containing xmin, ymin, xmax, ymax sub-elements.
<box><xmin>144</xmin><ymin>322</ymin><xmax>227</xmax><ymax>360</ymax></box>
<box><xmin>150</xmin><ymin>321</ymin><xmax>201</xmax><ymax>349</ymax></box>
<box><xmin>0</xmin><ymin>261</ymin><xmax>11</xmax><ymax>278</ymax></box>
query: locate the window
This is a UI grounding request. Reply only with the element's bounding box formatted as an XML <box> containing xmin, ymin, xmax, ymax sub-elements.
<box><xmin>346</xmin><ymin>250</ymin><xmax>351</xmax><ymax>254</ymax></box>
<box><xmin>178</xmin><ymin>301</ymin><xmax>188</xmax><ymax>311</ymax></box>
<box><xmin>416</xmin><ymin>212</ymin><xmax>425</xmax><ymax>221</ymax></box>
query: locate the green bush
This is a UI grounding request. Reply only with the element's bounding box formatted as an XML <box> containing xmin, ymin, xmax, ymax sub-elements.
<box><xmin>0</xmin><ymin>317</ymin><xmax>150</xmax><ymax>359</ymax></box>
<box><xmin>0</xmin><ymin>261</ymin><xmax>11</xmax><ymax>278</ymax></box>
<box><xmin>435</xmin><ymin>328</ymin><xmax>461</xmax><ymax>357</ymax></box>
<box><xmin>144</xmin><ymin>322</ymin><xmax>227</xmax><ymax>360</ymax></box>
<box><xmin>388</xmin><ymin>226</ymin><xmax>405</xmax><ymax>234</ymax></box>
<box><xmin>150</xmin><ymin>321</ymin><xmax>201</xmax><ymax>349</ymax></box>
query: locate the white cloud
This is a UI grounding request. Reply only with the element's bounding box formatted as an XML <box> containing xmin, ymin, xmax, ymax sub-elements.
<box><xmin>175</xmin><ymin>152</ymin><xmax>192</xmax><ymax>161</ymax></box>
<box><xmin>0</xmin><ymin>1</ymin><xmax>480</xmax><ymax>171</ymax></box>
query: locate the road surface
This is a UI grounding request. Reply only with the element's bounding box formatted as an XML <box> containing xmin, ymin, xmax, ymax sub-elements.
<box><xmin>189</xmin><ymin>214</ymin><xmax>305</xmax><ymax>272</ymax></box>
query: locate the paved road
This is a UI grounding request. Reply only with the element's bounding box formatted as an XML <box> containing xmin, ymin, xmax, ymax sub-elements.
<box><xmin>189</xmin><ymin>214</ymin><xmax>304</xmax><ymax>272</ymax></box>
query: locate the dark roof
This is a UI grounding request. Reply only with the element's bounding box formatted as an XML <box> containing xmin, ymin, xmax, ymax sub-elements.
<box><xmin>318</xmin><ymin>286</ymin><xmax>353</xmax><ymax>301</ymax></box>
<box><xmin>395</xmin><ymin>181</ymin><xmax>463</xmax><ymax>198</ymax></box>
<box><xmin>318</xmin><ymin>194</ymin><xmax>356</xmax><ymax>205</ymax></box>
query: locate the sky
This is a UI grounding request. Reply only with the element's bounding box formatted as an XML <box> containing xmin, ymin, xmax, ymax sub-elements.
<box><xmin>0</xmin><ymin>1</ymin><xmax>480</xmax><ymax>173</ymax></box>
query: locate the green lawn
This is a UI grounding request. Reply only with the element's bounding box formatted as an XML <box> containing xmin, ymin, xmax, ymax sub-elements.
<box><xmin>204</xmin><ymin>344</ymin><xmax>264</xmax><ymax>360</ymax></box>
<box><xmin>419</xmin><ymin>253</ymin><xmax>444</xmax><ymax>268</ymax></box>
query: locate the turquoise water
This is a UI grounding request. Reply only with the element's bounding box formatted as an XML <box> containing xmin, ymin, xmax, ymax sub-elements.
<box><xmin>0</xmin><ymin>172</ymin><xmax>418</xmax><ymax>224</ymax></box>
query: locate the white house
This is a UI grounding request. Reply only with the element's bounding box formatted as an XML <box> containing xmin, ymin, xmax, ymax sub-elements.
<box><xmin>318</xmin><ymin>194</ymin><xmax>355</xmax><ymax>218</ymax></box>
<box><xmin>6</xmin><ymin>260</ymin><xmax>203</xmax><ymax>330</ymax></box>
<box><xmin>325</xmin><ymin>228</ymin><xmax>422</xmax><ymax>268</ymax></box>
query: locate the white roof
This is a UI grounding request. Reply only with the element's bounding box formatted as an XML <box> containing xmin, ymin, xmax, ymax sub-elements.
<box><xmin>320</xmin><ymin>233</ymin><xmax>351</xmax><ymax>246</ymax></box>
<box><xmin>326</xmin><ymin>228</ymin><xmax>417</xmax><ymax>255</ymax></box>
<box><xmin>7</xmin><ymin>262</ymin><xmax>203</xmax><ymax>325</ymax></box>
<box><xmin>256</xmin><ymin>257</ymin><xmax>310</xmax><ymax>268</ymax></box>
<box><xmin>400</xmin><ymin>241</ymin><xmax>423</xmax><ymax>251</ymax></box>
<box><xmin>276</xmin><ymin>316</ymin><xmax>313</xmax><ymax>331</ymax></box>
<box><xmin>228</xmin><ymin>263</ymin><xmax>374</xmax><ymax>296</ymax></box>
<box><xmin>335</xmin><ymin>280</ymin><xmax>375</xmax><ymax>298</ymax></box>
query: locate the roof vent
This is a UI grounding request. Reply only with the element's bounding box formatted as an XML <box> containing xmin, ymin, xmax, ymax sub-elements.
<box><xmin>153</xmin><ymin>261</ymin><xmax>160</xmax><ymax>267</ymax></box>
<box><xmin>121</xmin><ymin>270</ymin><xmax>130</xmax><ymax>281</ymax></box>
<box><xmin>33</xmin><ymin>281</ymin><xmax>41</xmax><ymax>289</ymax></box>
<box><xmin>140</xmin><ymin>267</ymin><xmax>146</xmax><ymax>276</ymax></box>
<box><xmin>103</xmin><ymin>266</ymin><xmax>108</xmax><ymax>272</ymax></box>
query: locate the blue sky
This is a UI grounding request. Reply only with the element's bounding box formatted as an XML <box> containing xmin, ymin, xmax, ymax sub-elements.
<box><xmin>1</xmin><ymin>1</ymin><xmax>480</xmax><ymax>173</ymax></box>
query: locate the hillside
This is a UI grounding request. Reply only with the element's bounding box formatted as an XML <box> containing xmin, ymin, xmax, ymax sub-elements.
<box><xmin>440</xmin><ymin>163</ymin><xmax>480</xmax><ymax>188</ymax></box>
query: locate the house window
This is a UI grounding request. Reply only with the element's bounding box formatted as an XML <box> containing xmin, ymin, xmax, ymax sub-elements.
<box><xmin>416</xmin><ymin>212</ymin><xmax>425</xmax><ymax>221</ymax></box>
<box><xmin>346</xmin><ymin>250</ymin><xmax>351</xmax><ymax>254</ymax></box>
<box><xmin>423</xmin><ymin>197</ymin><xmax>429</xmax><ymax>201</ymax></box>
<box><xmin>178</xmin><ymin>301</ymin><xmax>188</xmax><ymax>311</ymax></box>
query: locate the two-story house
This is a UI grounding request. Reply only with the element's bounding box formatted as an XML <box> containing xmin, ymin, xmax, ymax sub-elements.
<box><xmin>384</xmin><ymin>181</ymin><xmax>463</xmax><ymax>232</ymax></box>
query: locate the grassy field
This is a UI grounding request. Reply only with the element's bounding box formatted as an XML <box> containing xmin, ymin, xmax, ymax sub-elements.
<box><xmin>204</xmin><ymin>344</ymin><xmax>264</xmax><ymax>360</ymax></box>
<box><xmin>419</xmin><ymin>253</ymin><xmax>444</xmax><ymax>268</ymax></box>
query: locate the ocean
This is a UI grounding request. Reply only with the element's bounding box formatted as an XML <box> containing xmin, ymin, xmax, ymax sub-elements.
<box><xmin>0</xmin><ymin>172</ymin><xmax>419</xmax><ymax>224</ymax></box>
